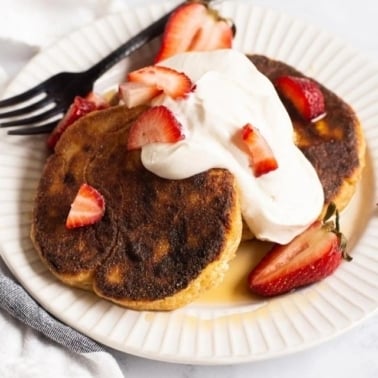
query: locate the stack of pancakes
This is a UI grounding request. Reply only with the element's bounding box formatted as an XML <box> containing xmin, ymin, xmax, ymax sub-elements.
<box><xmin>31</xmin><ymin>55</ymin><xmax>365</xmax><ymax>310</ymax></box>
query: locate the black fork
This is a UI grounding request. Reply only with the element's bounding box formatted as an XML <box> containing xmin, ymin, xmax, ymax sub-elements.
<box><xmin>0</xmin><ymin>3</ymin><xmax>182</xmax><ymax>136</ymax></box>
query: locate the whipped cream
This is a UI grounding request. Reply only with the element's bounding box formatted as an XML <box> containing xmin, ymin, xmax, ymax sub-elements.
<box><xmin>140</xmin><ymin>49</ymin><xmax>324</xmax><ymax>244</ymax></box>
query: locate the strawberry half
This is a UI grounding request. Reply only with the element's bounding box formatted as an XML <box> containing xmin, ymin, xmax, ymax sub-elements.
<box><xmin>127</xmin><ymin>65</ymin><xmax>193</xmax><ymax>100</ymax></box>
<box><xmin>127</xmin><ymin>105</ymin><xmax>185</xmax><ymax>150</ymax></box>
<box><xmin>154</xmin><ymin>2</ymin><xmax>234</xmax><ymax>62</ymax></box>
<box><xmin>119</xmin><ymin>82</ymin><xmax>162</xmax><ymax>108</ymax></box>
<box><xmin>241</xmin><ymin>124</ymin><xmax>278</xmax><ymax>177</ymax></box>
<box><xmin>66</xmin><ymin>183</ymin><xmax>105</xmax><ymax>229</ymax></box>
<box><xmin>248</xmin><ymin>204</ymin><xmax>350</xmax><ymax>297</ymax></box>
<box><xmin>47</xmin><ymin>93</ymin><xmax>109</xmax><ymax>149</ymax></box>
<box><xmin>85</xmin><ymin>91</ymin><xmax>110</xmax><ymax>109</ymax></box>
<box><xmin>274</xmin><ymin>75</ymin><xmax>326</xmax><ymax>122</ymax></box>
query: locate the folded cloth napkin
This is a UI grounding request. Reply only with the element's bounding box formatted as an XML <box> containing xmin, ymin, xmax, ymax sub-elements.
<box><xmin>0</xmin><ymin>0</ymin><xmax>135</xmax><ymax>47</ymax></box>
<box><xmin>0</xmin><ymin>1</ymin><xmax>152</xmax><ymax>376</ymax></box>
<box><xmin>0</xmin><ymin>260</ymin><xmax>125</xmax><ymax>378</ymax></box>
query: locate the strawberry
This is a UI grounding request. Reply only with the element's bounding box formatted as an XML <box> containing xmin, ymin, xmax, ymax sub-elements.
<box><xmin>66</xmin><ymin>183</ymin><xmax>105</xmax><ymax>229</ymax></box>
<box><xmin>241</xmin><ymin>124</ymin><xmax>278</xmax><ymax>177</ymax></box>
<box><xmin>274</xmin><ymin>75</ymin><xmax>326</xmax><ymax>122</ymax></box>
<box><xmin>47</xmin><ymin>93</ymin><xmax>109</xmax><ymax>149</ymax></box>
<box><xmin>127</xmin><ymin>65</ymin><xmax>193</xmax><ymax>100</ymax></box>
<box><xmin>85</xmin><ymin>91</ymin><xmax>110</xmax><ymax>109</ymax></box>
<box><xmin>248</xmin><ymin>204</ymin><xmax>350</xmax><ymax>297</ymax></box>
<box><xmin>127</xmin><ymin>105</ymin><xmax>185</xmax><ymax>150</ymax></box>
<box><xmin>154</xmin><ymin>2</ymin><xmax>234</xmax><ymax>62</ymax></box>
<box><xmin>119</xmin><ymin>82</ymin><xmax>162</xmax><ymax>108</ymax></box>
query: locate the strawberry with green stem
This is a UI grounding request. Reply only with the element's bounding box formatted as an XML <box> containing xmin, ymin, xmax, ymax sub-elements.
<box><xmin>248</xmin><ymin>203</ymin><xmax>351</xmax><ymax>297</ymax></box>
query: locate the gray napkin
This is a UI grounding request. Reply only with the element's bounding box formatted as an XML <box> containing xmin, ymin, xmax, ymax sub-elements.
<box><xmin>0</xmin><ymin>261</ymin><xmax>102</xmax><ymax>353</ymax></box>
<box><xmin>0</xmin><ymin>258</ymin><xmax>125</xmax><ymax>378</ymax></box>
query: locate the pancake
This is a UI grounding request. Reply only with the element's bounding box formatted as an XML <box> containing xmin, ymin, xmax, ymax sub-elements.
<box><xmin>31</xmin><ymin>105</ymin><xmax>242</xmax><ymax>311</ymax></box>
<box><xmin>249</xmin><ymin>54</ymin><xmax>365</xmax><ymax>212</ymax></box>
<box><xmin>31</xmin><ymin>54</ymin><xmax>365</xmax><ymax>310</ymax></box>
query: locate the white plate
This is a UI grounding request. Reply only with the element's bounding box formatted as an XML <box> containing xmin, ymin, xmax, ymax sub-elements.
<box><xmin>1</xmin><ymin>0</ymin><xmax>378</xmax><ymax>365</ymax></box>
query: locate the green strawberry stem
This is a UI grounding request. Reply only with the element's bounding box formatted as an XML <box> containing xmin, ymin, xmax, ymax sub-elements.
<box><xmin>323</xmin><ymin>202</ymin><xmax>352</xmax><ymax>262</ymax></box>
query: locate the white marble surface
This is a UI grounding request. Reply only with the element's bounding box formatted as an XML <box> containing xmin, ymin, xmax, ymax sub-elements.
<box><xmin>1</xmin><ymin>1</ymin><xmax>377</xmax><ymax>377</ymax></box>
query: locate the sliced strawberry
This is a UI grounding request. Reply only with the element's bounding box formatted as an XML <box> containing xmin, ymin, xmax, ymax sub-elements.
<box><xmin>127</xmin><ymin>66</ymin><xmax>193</xmax><ymax>100</ymax></box>
<box><xmin>154</xmin><ymin>2</ymin><xmax>234</xmax><ymax>62</ymax></box>
<box><xmin>188</xmin><ymin>10</ymin><xmax>233</xmax><ymax>52</ymax></box>
<box><xmin>248</xmin><ymin>205</ymin><xmax>350</xmax><ymax>297</ymax></box>
<box><xmin>274</xmin><ymin>75</ymin><xmax>326</xmax><ymax>122</ymax></box>
<box><xmin>85</xmin><ymin>91</ymin><xmax>110</xmax><ymax>110</ymax></box>
<box><xmin>241</xmin><ymin>124</ymin><xmax>278</xmax><ymax>177</ymax></box>
<box><xmin>127</xmin><ymin>105</ymin><xmax>184</xmax><ymax>150</ymax></box>
<box><xmin>119</xmin><ymin>82</ymin><xmax>162</xmax><ymax>108</ymax></box>
<box><xmin>66</xmin><ymin>183</ymin><xmax>105</xmax><ymax>229</ymax></box>
<box><xmin>47</xmin><ymin>93</ymin><xmax>109</xmax><ymax>150</ymax></box>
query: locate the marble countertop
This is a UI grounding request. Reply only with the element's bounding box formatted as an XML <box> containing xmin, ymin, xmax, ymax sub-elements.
<box><xmin>1</xmin><ymin>1</ymin><xmax>377</xmax><ymax>377</ymax></box>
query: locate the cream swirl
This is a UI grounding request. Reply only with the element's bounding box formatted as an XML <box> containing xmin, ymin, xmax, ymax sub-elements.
<box><xmin>140</xmin><ymin>49</ymin><xmax>324</xmax><ymax>244</ymax></box>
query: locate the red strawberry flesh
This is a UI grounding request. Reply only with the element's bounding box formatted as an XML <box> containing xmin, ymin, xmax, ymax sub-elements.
<box><xmin>274</xmin><ymin>75</ymin><xmax>326</xmax><ymax>122</ymax></box>
<box><xmin>241</xmin><ymin>124</ymin><xmax>278</xmax><ymax>177</ymax></box>
<box><xmin>188</xmin><ymin>11</ymin><xmax>233</xmax><ymax>51</ymax></box>
<box><xmin>66</xmin><ymin>183</ymin><xmax>105</xmax><ymax>229</ymax></box>
<box><xmin>119</xmin><ymin>82</ymin><xmax>162</xmax><ymax>108</ymax></box>
<box><xmin>127</xmin><ymin>105</ymin><xmax>185</xmax><ymax>150</ymax></box>
<box><xmin>85</xmin><ymin>92</ymin><xmax>110</xmax><ymax>110</ymax></box>
<box><xmin>47</xmin><ymin>94</ymin><xmax>108</xmax><ymax>149</ymax></box>
<box><xmin>248</xmin><ymin>221</ymin><xmax>343</xmax><ymax>296</ymax></box>
<box><xmin>154</xmin><ymin>2</ymin><xmax>233</xmax><ymax>62</ymax></box>
<box><xmin>127</xmin><ymin>65</ymin><xmax>193</xmax><ymax>100</ymax></box>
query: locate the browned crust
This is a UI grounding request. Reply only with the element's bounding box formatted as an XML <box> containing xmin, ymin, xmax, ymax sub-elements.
<box><xmin>93</xmin><ymin>170</ymin><xmax>242</xmax><ymax>310</ymax></box>
<box><xmin>31</xmin><ymin>54</ymin><xmax>366</xmax><ymax>309</ymax></box>
<box><xmin>249</xmin><ymin>54</ymin><xmax>366</xmax><ymax>212</ymax></box>
<box><xmin>31</xmin><ymin>105</ymin><xmax>242</xmax><ymax>310</ymax></box>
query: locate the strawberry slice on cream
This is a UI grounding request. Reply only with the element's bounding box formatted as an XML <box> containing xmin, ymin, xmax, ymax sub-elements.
<box><xmin>127</xmin><ymin>105</ymin><xmax>185</xmax><ymax>150</ymax></box>
<box><xmin>127</xmin><ymin>65</ymin><xmax>193</xmax><ymax>100</ymax></box>
<box><xmin>241</xmin><ymin>124</ymin><xmax>278</xmax><ymax>177</ymax></box>
<box><xmin>119</xmin><ymin>82</ymin><xmax>162</xmax><ymax>108</ymax></box>
<box><xmin>137</xmin><ymin>50</ymin><xmax>325</xmax><ymax>244</ymax></box>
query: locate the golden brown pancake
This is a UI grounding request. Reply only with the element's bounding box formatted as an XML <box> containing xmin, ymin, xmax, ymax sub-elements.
<box><xmin>249</xmin><ymin>54</ymin><xmax>365</xmax><ymax>212</ymax></box>
<box><xmin>31</xmin><ymin>54</ymin><xmax>365</xmax><ymax>310</ymax></box>
<box><xmin>31</xmin><ymin>105</ymin><xmax>242</xmax><ymax>310</ymax></box>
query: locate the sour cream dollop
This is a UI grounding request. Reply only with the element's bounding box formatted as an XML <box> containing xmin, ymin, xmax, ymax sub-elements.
<box><xmin>140</xmin><ymin>49</ymin><xmax>324</xmax><ymax>244</ymax></box>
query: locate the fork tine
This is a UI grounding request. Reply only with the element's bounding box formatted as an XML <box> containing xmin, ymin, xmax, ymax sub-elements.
<box><xmin>0</xmin><ymin>80</ymin><xmax>47</xmax><ymax>108</ymax></box>
<box><xmin>7</xmin><ymin>120</ymin><xmax>58</xmax><ymax>135</ymax></box>
<box><xmin>0</xmin><ymin>95</ymin><xmax>53</xmax><ymax>119</ymax></box>
<box><xmin>0</xmin><ymin>105</ymin><xmax>64</xmax><ymax>127</ymax></box>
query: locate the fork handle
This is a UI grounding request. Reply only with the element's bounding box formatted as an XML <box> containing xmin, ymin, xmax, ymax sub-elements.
<box><xmin>84</xmin><ymin>3</ymin><xmax>184</xmax><ymax>80</ymax></box>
